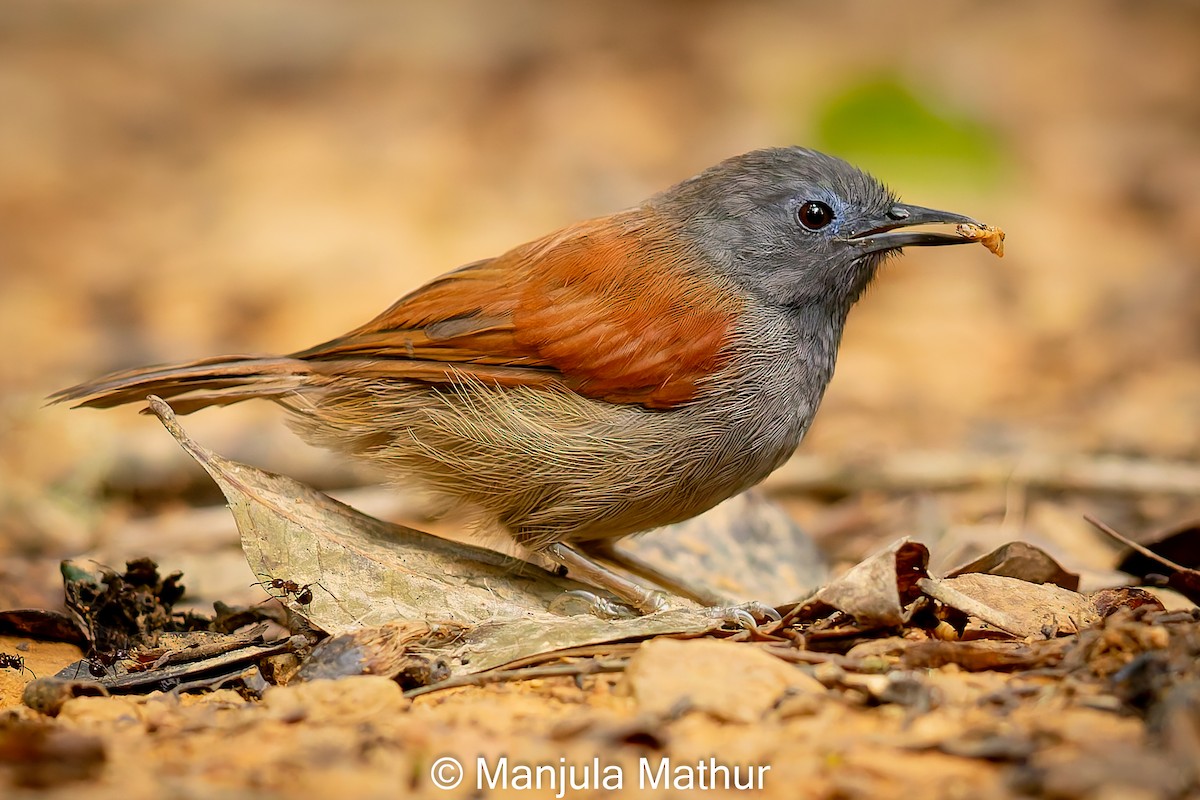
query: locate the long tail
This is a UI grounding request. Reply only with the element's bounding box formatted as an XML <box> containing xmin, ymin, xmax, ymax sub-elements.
<box><xmin>48</xmin><ymin>355</ymin><xmax>315</xmax><ymax>414</ymax></box>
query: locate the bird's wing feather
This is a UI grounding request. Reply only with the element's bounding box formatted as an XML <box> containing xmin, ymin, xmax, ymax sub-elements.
<box><xmin>294</xmin><ymin>209</ymin><xmax>743</xmax><ymax>408</ymax></box>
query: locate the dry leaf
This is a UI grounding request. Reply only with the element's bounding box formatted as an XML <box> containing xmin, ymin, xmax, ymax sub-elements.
<box><xmin>919</xmin><ymin>573</ymin><xmax>1098</xmax><ymax>638</ymax></box>
<box><xmin>787</xmin><ymin>538</ymin><xmax>929</xmax><ymax>628</ymax></box>
<box><xmin>947</xmin><ymin>541</ymin><xmax>1080</xmax><ymax>591</ymax></box>
<box><xmin>145</xmin><ymin>396</ymin><xmax>722</xmax><ymax>674</ymax></box>
<box><xmin>293</xmin><ymin>620</ymin><xmax>458</xmax><ymax>686</ymax></box>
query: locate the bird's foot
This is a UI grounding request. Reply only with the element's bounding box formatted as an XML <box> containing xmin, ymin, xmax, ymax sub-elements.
<box><xmin>545</xmin><ymin>543</ymin><xmax>670</xmax><ymax>616</ymax></box>
<box><xmin>548</xmin><ymin>589</ymin><xmax>641</xmax><ymax>620</ymax></box>
<box><xmin>705</xmin><ymin>601</ymin><xmax>782</xmax><ymax>629</ymax></box>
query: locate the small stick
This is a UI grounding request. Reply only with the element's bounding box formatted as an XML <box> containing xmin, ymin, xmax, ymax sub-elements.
<box><xmin>404</xmin><ymin>658</ymin><xmax>629</xmax><ymax>698</ymax></box>
<box><xmin>1083</xmin><ymin>514</ymin><xmax>1190</xmax><ymax>573</ymax></box>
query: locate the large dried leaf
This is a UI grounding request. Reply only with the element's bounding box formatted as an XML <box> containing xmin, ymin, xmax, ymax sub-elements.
<box><xmin>947</xmin><ymin>541</ymin><xmax>1080</xmax><ymax>591</ymax></box>
<box><xmin>145</xmin><ymin>397</ymin><xmax>720</xmax><ymax>673</ymax></box>
<box><xmin>918</xmin><ymin>573</ymin><xmax>1098</xmax><ymax>638</ymax></box>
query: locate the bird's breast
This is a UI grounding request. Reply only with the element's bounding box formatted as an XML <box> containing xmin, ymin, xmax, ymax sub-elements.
<box><xmin>689</xmin><ymin>301</ymin><xmax>847</xmax><ymax>478</ymax></box>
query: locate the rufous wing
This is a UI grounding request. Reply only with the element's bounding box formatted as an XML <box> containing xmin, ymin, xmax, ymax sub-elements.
<box><xmin>294</xmin><ymin>208</ymin><xmax>744</xmax><ymax>409</ymax></box>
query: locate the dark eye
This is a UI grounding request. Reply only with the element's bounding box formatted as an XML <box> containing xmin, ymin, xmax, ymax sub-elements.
<box><xmin>797</xmin><ymin>200</ymin><xmax>834</xmax><ymax>231</ymax></box>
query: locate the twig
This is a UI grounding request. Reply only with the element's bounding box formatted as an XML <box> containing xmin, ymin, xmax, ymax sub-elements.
<box><xmin>917</xmin><ymin>577</ymin><xmax>1028</xmax><ymax>638</ymax></box>
<box><xmin>405</xmin><ymin>658</ymin><xmax>629</xmax><ymax>698</ymax></box>
<box><xmin>88</xmin><ymin>635</ymin><xmax>309</xmax><ymax>693</ymax></box>
<box><xmin>489</xmin><ymin>642</ymin><xmax>644</xmax><ymax>672</ymax></box>
<box><xmin>1084</xmin><ymin>514</ymin><xmax>1200</xmax><ymax>606</ymax></box>
<box><xmin>149</xmin><ymin>626</ymin><xmax>270</xmax><ymax>670</ymax></box>
<box><xmin>1083</xmin><ymin>515</ymin><xmax>1189</xmax><ymax>573</ymax></box>
<box><xmin>753</xmin><ymin>644</ymin><xmax>860</xmax><ymax>669</ymax></box>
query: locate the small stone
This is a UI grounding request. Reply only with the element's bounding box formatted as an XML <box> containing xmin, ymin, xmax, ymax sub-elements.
<box><xmin>622</xmin><ymin>638</ymin><xmax>823</xmax><ymax>723</ymax></box>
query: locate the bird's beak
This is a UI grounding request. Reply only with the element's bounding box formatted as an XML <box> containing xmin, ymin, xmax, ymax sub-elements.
<box><xmin>844</xmin><ymin>202</ymin><xmax>982</xmax><ymax>255</ymax></box>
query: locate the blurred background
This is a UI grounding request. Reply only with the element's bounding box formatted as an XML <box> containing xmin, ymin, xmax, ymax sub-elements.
<box><xmin>1</xmin><ymin>0</ymin><xmax>1198</xmax><ymax>608</ymax></box>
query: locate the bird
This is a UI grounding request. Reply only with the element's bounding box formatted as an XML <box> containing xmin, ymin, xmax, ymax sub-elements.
<box><xmin>52</xmin><ymin>147</ymin><xmax>998</xmax><ymax>616</ymax></box>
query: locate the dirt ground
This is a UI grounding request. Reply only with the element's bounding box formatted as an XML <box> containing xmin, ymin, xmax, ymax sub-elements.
<box><xmin>2</xmin><ymin>2</ymin><xmax>1199</xmax><ymax>798</ymax></box>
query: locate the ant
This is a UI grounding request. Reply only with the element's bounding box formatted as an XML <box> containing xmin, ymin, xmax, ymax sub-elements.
<box><xmin>88</xmin><ymin>649</ymin><xmax>130</xmax><ymax>678</ymax></box>
<box><xmin>0</xmin><ymin>652</ymin><xmax>36</xmax><ymax>679</ymax></box>
<box><xmin>252</xmin><ymin>575</ymin><xmax>330</xmax><ymax>606</ymax></box>
<box><xmin>69</xmin><ymin>648</ymin><xmax>129</xmax><ymax>681</ymax></box>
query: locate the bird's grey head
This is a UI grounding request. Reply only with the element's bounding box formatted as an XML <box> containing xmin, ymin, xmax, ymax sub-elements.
<box><xmin>653</xmin><ymin>147</ymin><xmax>982</xmax><ymax>311</ymax></box>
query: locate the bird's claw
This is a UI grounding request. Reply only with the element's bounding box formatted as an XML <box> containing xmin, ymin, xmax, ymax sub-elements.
<box><xmin>707</xmin><ymin>601</ymin><xmax>782</xmax><ymax>629</ymax></box>
<box><xmin>549</xmin><ymin>589</ymin><xmax>639</xmax><ymax>620</ymax></box>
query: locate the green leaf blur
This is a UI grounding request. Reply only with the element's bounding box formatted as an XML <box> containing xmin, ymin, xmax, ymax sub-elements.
<box><xmin>813</xmin><ymin>78</ymin><xmax>1005</xmax><ymax>192</ymax></box>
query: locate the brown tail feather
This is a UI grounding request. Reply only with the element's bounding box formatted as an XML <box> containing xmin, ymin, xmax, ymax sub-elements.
<box><xmin>48</xmin><ymin>355</ymin><xmax>314</xmax><ymax>413</ymax></box>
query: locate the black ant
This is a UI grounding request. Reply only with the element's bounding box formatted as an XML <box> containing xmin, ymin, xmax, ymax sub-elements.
<box><xmin>252</xmin><ymin>575</ymin><xmax>329</xmax><ymax>606</ymax></box>
<box><xmin>69</xmin><ymin>648</ymin><xmax>129</xmax><ymax>681</ymax></box>
<box><xmin>89</xmin><ymin>649</ymin><xmax>129</xmax><ymax>678</ymax></box>
<box><xmin>0</xmin><ymin>652</ymin><xmax>36</xmax><ymax>679</ymax></box>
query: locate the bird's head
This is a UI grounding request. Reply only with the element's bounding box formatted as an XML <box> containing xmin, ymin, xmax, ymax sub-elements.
<box><xmin>655</xmin><ymin>147</ymin><xmax>988</xmax><ymax>310</ymax></box>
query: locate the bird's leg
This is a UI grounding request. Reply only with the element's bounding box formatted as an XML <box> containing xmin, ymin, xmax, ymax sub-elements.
<box><xmin>578</xmin><ymin>539</ymin><xmax>729</xmax><ymax>606</ymax></box>
<box><xmin>542</xmin><ymin>542</ymin><xmax>781</xmax><ymax>625</ymax></box>
<box><xmin>544</xmin><ymin>543</ymin><xmax>668</xmax><ymax>615</ymax></box>
<box><xmin>580</xmin><ymin>540</ymin><xmax>783</xmax><ymax>627</ymax></box>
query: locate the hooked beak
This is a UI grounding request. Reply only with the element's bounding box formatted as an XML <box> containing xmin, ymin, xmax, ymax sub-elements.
<box><xmin>844</xmin><ymin>202</ymin><xmax>982</xmax><ymax>255</ymax></box>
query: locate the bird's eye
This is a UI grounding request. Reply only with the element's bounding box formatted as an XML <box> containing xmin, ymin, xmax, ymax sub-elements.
<box><xmin>797</xmin><ymin>201</ymin><xmax>834</xmax><ymax>231</ymax></box>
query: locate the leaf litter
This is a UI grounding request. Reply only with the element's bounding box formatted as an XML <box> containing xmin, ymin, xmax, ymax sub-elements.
<box><xmin>1</xmin><ymin>397</ymin><xmax>1198</xmax><ymax>798</ymax></box>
